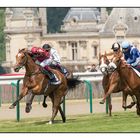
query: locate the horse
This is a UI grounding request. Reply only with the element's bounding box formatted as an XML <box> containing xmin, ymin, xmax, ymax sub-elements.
<box><xmin>108</xmin><ymin>54</ymin><xmax>140</xmax><ymax>115</ymax></box>
<box><xmin>99</xmin><ymin>53</ymin><xmax>136</xmax><ymax>116</ymax></box>
<box><xmin>25</xmin><ymin>64</ymin><xmax>75</xmax><ymax>111</ymax></box>
<box><xmin>10</xmin><ymin>48</ymin><xmax>82</xmax><ymax>124</ymax></box>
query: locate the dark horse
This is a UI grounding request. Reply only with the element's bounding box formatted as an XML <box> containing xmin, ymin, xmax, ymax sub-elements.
<box><xmin>99</xmin><ymin>53</ymin><xmax>136</xmax><ymax>116</ymax></box>
<box><xmin>10</xmin><ymin>48</ymin><xmax>82</xmax><ymax>124</ymax></box>
<box><xmin>107</xmin><ymin>54</ymin><xmax>140</xmax><ymax>115</ymax></box>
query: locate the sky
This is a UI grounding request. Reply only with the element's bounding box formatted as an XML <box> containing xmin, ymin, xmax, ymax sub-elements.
<box><xmin>0</xmin><ymin>0</ymin><xmax>140</xmax><ymax>7</ymax></box>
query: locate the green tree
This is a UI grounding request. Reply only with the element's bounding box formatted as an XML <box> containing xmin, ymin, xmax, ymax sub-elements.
<box><xmin>0</xmin><ymin>8</ymin><xmax>5</xmax><ymax>63</ymax></box>
<box><xmin>47</xmin><ymin>8</ymin><xmax>70</xmax><ymax>33</ymax></box>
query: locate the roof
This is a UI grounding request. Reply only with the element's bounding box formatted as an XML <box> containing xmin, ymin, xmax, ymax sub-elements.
<box><xmin>100</xmin><ymin>8</ymin><xmax>140</xmax><ymax>36</ymax></box>
<box><xmin>63</xmin><ymin>8</ymin><xmax>100</xmax><ymax>22</ymax></box>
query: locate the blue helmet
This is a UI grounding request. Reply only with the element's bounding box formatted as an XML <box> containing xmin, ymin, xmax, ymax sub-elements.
<box><xmin>121</xmin><ymin>41</ymin><xmax>130</xmax><ymax>49</ymax></box>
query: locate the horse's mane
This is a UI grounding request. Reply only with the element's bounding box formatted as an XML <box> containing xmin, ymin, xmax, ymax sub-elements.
<box><xmin>19</xmin><ymin>48</ymin><xmax>28</xmax><ymax>53</ymax></box>
<box><xmin>18</xmin><ymin>48</ymin><xmax>34</xmax><ymax>58</ymax></box>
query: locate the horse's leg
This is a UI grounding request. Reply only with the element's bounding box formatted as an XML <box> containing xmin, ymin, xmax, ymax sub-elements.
<box><xmin>42</xmin><ymin>95</ymin><xmax>48</xmax><ymax>108</ymax></box>
<box><xmin>125</xmin><ymin>95</ymin><xmax>136</xmax><ymax>109</ymax></box>
<box><xmin>122</xmin><ymin>91</ymin><xmax>128</xmax><ymax>109</ymax></box>
<box><xmin>58</xmin><ymin>96</ymin><xmax>66</xmax><ymax>123</ymax></box>
<box><xmin>108</xmin><ymin>95</ymin><xmax>112</xmax><ymax>116</ymax></box>
<box><xmin>58</xmin><ymin>105</ymin><xmax>66</xmax><ymax>123</ymax></box>
<box><xmin>135</xmin><ymin>94</ymin><xmax>140</xmax><ymax>116</ymax></box>
<box><xmin>25</xmin><ymin>92</ymin><xmax>35</xmax><ymax>113</ymax></box>
<box><xmin>9</xmin><ymin>87</ymin><xmax>28</xmax><ymax>109</ymax></box>
<box><xmin>48</xmin><ymin>94</ymin><xmax>62</xmax><ymax>124</ymax></box>
<box><xmin>100</xmin><ymin>83</ymin><xmax>117</xmax><ymax>104</ymax></box>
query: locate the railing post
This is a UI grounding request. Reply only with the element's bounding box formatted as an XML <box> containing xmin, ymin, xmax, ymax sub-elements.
<box><xmin>16</xmin><ymin>80</ymin><xmax>20</xmax><ymax>122</ymax></box>
<box><xmin>84</xmin><ymin>80</ymin><xmax>93</xmax><ymax>113</ymax></box>
<box><xmin>106</xmin><ymin>97</ymin><xmax>109</xmax><ymax>114</ymax></box>
<box><xmin>62</xmin><ymin>96</ymin><xmax>65</xmax><ymax>116</ymax></box>
<box><xmin>0</xmin><ymin>86</ymin><xmax>2</xmax><ymax>107</ymax></box>
<box><xmin>11</xmin><ymin>80</ymin><xmax>20</xmax><ymax>122</ymax></box>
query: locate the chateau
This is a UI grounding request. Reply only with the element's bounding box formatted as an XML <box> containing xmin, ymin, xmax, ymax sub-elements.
<box><xmin>4</xmin><ymin>8</ymin><xmax>140</xmax><ymax>73</ymax></box>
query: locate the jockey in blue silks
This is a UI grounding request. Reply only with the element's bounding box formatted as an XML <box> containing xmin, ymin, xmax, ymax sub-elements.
<box><xmin>121</xmin><ymin>41</ymin><xmax>140</xmax><ymax>72</ymax></box>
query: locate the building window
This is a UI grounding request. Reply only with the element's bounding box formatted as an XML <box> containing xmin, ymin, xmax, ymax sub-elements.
<box><xmin>93</xmin><ymin>46</ymin><xmax>97</xmax><ymax>57</ymax></box>
<box><xmin>71</xmin><ymin>42</ymin><xmax>78</xmax><ymax>60</ymax></box>
<box><xmin>26</xmin><ymin>16</ymin><xmax>32</xmax><ymax>27</ymax></box>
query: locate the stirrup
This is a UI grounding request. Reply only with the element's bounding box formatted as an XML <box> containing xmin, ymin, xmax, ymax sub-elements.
<box><xmin>50</xmin><ymin>80</ymin><xmax>61</xmax><ymax>85</ymax></box>
<box><xmin>50</xmin><ymin>74</ymin><xmax>61</xmax><ymax>85</ymax></box>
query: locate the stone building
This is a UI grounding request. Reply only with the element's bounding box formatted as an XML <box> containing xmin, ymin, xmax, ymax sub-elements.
<box><xmin>3</xmin><ymin>8</ymin><xmax>140</xmax><ymax>73</ymax></box>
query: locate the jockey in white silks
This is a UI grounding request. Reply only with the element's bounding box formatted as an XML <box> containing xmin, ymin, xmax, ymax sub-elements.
<box><xmin>42</xmin><ymin>43</ymin><xmax>68</xmax><ymax>76</ymax></box>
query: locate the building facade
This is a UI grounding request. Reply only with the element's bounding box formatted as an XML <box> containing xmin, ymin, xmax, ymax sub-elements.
<box><xmin>3</xmin><ymin>8</ymin><xmax>140</xmax><ymax>73</ymax></box>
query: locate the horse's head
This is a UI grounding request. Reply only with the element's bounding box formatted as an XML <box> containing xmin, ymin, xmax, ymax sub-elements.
<box><xmin>99</xmin><ymin>53</ymin><xmax>110</xmax><ymax>75</ymax></box>
<box><xmin>108</xmin><ymin>54</ymin><xmax>124</xmax><ymax>72</ymax></box>
<box><xmin>14</xmin><ymin>48</ymin><xmax>28</xmax><ymax>72</ymax></box>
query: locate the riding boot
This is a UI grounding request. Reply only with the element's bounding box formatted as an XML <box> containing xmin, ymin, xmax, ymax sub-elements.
<box><xmin>57</xmin><ymin>64</ymin><xmax>68</xmax><ymax>77</ymax></box>
<box><xmin>41</xmin><ymin>67</ymin><xmax>61</xmax><ymax>85</ymax></box>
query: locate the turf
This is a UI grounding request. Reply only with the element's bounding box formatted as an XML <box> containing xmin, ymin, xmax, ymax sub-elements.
<box><xmin>0</xmin><ymin>111</ymin><xmax>140</xmax><ymax>132</ymax></box>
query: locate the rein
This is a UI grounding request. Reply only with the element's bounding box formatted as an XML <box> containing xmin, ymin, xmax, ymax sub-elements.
<box><xmin>25</xmin><ymin>70</ymin><xmax>42</xmax><ymax>77</ymax></box>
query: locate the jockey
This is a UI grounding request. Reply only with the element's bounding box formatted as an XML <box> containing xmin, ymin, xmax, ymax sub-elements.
<box><xmin>121</xmin><ymin>41</ymin><xmax>140</xmax><ymax>71</ymax></box>
<box><xmin>111</xmin><ymin>42</ymin><xmax>123</xmax><ymax>57</ymax></box>
<box><xmin>111</xmin><ymin>42</ymin><xmax>120</xmax><ymax>52</ymax></box>
<box><xmin>30</xmin><ymin>46</ymin><xmax>61</xmax><ymax>85</ymax></box>
<box><xmin>42</xmin><ymin>43</ymin><xmax>68</xmax><ymax>76</ymax></box>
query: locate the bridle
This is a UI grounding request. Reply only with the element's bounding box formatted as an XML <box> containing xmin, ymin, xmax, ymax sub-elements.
<box><xmin>99</xmin><ymin>55</ymin><xmax>110</xmax><ymax>75</ymax></box>
<box><xmin>14</xmin><ymin>52</ymin><xmax>41</xmax><ymax>77</ymax></box>
<box><xmin>109</xmin><ymin>57</ymin><xmax>123</xmax><ymax>73</ymax></box>
<box><xmin>14</xmin><ymin>52</ymin><xmax>28</xmax><ymax>70</ymax></box>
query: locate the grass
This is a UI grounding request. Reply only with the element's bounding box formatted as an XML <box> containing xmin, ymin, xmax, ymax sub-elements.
<box><xmin>0</xmin><ymin>111</ymin><xmax>140</xmax><ymax>132</ymax></box>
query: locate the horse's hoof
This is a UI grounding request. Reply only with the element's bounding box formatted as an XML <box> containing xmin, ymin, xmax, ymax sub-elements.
<box><xmin>48</xmin><ymin>121</ymin><xmax>53</xmax><ymax>124</ymax></box>
<box><xmin>63</xmin><ymin>118</ymin><xmax>66</xmax><ymax>123</ymax></box>
<box><xmin>122</xmin><ymin>106</ymin><xmax>127</xmax><ymax>109</ymax></box>
<box><xmin>25</xmin><ymin>106</ymin><xmax>32</xmax><ymax>113</ymax></box>
<box><xmin>42</xmin><ymin>103</ymin><xmax>47</xmax><ymax>108</ymax></box>
<box><xmin>9</xmin><ymin>105</ymin><xmax>15</xmax><ymax>109</ymax></box>
<box><xmin>99</xmin><ymin>100</ymin><xmax>105</xmax><ymax>104</ymax></box>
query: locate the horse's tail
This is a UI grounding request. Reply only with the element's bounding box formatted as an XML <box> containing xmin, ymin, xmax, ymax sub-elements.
<box><xmin>67</xmin><ymin>76</ymin><xmax>83</xmax><ymax>89</ymax></box>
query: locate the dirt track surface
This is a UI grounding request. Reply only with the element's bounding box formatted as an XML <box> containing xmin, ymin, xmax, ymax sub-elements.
<box><xmin>0</xmin><ymin>97</ymin><xmax>136</xmax><ymax>120</ymax></box>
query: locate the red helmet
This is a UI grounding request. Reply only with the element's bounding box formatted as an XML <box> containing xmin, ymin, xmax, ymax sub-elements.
<box><xmin>31</xmin><ymin>47</ymin><xmax>38</xmax><ymax>53</ymax></box>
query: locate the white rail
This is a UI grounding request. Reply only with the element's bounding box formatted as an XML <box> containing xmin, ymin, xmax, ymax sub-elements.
<box><xmin>0</xmin><ymin>71</ymin><xmax>103</xmax><ymax>84</ymax></box>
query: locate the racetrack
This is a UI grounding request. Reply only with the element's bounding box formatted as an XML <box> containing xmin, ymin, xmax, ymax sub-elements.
<box><xmin>0</xmin><ymin>97</ymin><xmax>136</xmax><ymax>120</ymax></box>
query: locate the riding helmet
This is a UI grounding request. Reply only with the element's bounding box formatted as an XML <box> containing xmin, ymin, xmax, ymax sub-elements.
<box><xmin>42</xmin><ymin>44</ymin><xmax>51</xmax><ymax>51</ymax></box>
<box><xmin>121</xmin><ymin>41</ymin><xmax>130</xmax><ymax>49</ymax></box>
<box><xmin>111</xmin><ymin>42</ymin><xmax>120</xmax><ymax>51</ymax></box>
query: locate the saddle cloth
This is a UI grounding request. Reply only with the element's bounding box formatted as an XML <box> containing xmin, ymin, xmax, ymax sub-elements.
<box><xmin>132</xmin><ymin>67</ymin><xmax>140</xmax><ymax>77</ymax></box>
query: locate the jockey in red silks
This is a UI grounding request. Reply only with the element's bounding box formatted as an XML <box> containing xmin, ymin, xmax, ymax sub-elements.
<box><xmin>42</xmin><ymin>43</ymin><xmax>68</xmax><ymax>76</ymax></box>
<box><xmin>30</xmin><ymin>46</ymin><xmax>61</xmax><ymax>85</ymax></box>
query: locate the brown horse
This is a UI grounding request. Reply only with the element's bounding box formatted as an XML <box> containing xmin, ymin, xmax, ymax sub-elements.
<box><xmin>108</xmin><ymin>54</ymin><xmax>140</xmax><ymax>115</ymax></box>
<box><xmin>99</xmin><ymin>54</ymin><xmax>136</xmax><ymax>116</ymax></box>
<box><xmin>25</xmin><ymin>64</ymin><xmax>74</xmax><ymax>111</ymax></box>
<box><xmin>10</xmin><ymin>48</ymin><xmax>82</xmax><ymax>124</ymax></box>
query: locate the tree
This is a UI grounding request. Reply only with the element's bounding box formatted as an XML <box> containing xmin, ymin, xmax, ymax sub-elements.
<box><xmin>0</xmin><ymin>8</ymin><xmax>5</xmax><ymax>63</ymax></box>
<box><xmin>47</xmin><ymin>8</ymin><xmax>70</xmax><ymax>33</ymax></box>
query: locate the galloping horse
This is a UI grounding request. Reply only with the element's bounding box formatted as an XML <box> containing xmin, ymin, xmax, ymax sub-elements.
<box><xmin>10</xmin><ymin>48</ymin><xmax>82</xmax><ymax>124</ymax></box>
<box><xmin>108</xmin><ymin>54</ymin><xmax>140</xmax><ymax>115</ymax></box>
<box><xmin>99</xmin><ymin>53</ymin><xmax>136</xmax><ymax>116</ymax></box>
